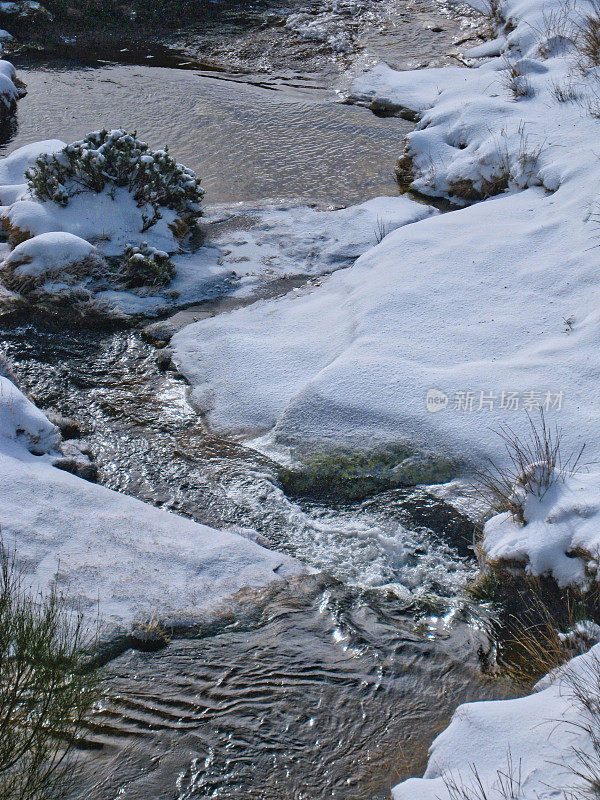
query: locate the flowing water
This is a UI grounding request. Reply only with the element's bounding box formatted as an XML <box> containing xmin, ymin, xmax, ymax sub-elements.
<box><xmin>0</xmin><ymin>321</ymin><xmax>504</xmax><ymax>799</ymax></box>
<box><xmin>0</xmin><ymin>1</ymin><xmax>503</xmax><ymax>797</ymax></box>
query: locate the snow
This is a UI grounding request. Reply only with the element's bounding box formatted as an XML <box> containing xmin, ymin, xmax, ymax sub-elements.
<box><xmin>206</xmin><ymin>196</ymin><xmax>436</xmax><ymax>292</ymax></box>
<box><xmin>4</xmin><ymin>186</ymin><xmax>182</xmax><ymax>256</ymax></box>
<box><xmin>0</xmin><ymin>143</ymin><xmax>435</xmax><ymax>315</ymax></box>
<box><xmin>0</xmin><ymin>378</ymin><xmax>305</xmax><ymax>631</ymax></box>
<box><xmin>482</xmin><ymin>469</ymin><xmax>600</xmax><ymax>587</ymax></box>
<box><xmin>0</xmin><ymin>140</ymin><xmax>63</xmax><ymax>188</ymax></box>
<box><xmin>2</xmin><ymin>231</ymin><xmax>100</xmax><ymax>284</ymax></box>
<box><xmin>169</xmin><ymin>0</ymin><xmax>600</xmax><ymax>477</ymax></box>
<box><xmin>349</xmin><ymin>62</ymin><xmax>470</xmax><ymax>115</ymax></box>
<box><xmin>0</xmin><ymin>375</ymin><xmax>58</xmax><ymax>453</ymax></box>
<box><xmin>394</xmin><ymin>642</ymin><xmax>600</xmax><ymax>800</ymax></box>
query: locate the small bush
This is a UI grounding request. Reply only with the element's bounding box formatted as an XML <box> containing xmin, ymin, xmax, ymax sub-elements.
<box><xmin>0</xmin><ymin>546</ymin><xmax>101</xmax><ymax>800</ymax></box>
<box><xmin>468</xmin><ymin>564</ymin><xmax>600</xmax><ymax>686</ymax></box>
<box><xmin>119</xmin><ymin>242</ymin><xmax>175</xmax><ymax>288</ymax></box>
<box><xmin>26</xmin><ymin>130</ymin><xmax>204</xmax><ymax>232</ymax></box>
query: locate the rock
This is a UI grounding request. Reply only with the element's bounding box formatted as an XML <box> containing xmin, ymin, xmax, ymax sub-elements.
<box><xmin>369</xmin><ymin>98</ymin><xmax>419</xmax><ymax>121</ymax></box>
<box><xmin>52</xmin><ymin>439</ymin><xmax>97</xmax><ymax>482</ymax></box>
<box><xmin>44</xmin><ymin>410</ymin><xmax>82</xmax><ymax>439</ymax></box>
<box><xmin>155</xmin><ymin>347</ymin><xmax>175</xmax><ymax>371</ymax></box>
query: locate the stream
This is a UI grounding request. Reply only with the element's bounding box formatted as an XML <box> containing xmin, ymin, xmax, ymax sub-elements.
<box><xmin>0</xmin><ymin>1</ymin><xmax>504</xmax><ymax>797</ymax></box>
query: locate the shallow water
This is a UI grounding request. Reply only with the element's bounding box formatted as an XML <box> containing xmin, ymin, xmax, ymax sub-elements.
<box><xmin>0</xmin><ymin>1</ymin><xmax>499</xmax><ymax>796</ymax></box>
<box><xmin>2</xmin><ymin>0</ymin><xmax>483</xmax><ymax>205</ymax></box>
<box><xmin>1</xmin><ymin>321</ymin><xmax>504</xmax><ymax>799</ymax></box>
<box><xmin>75</xmin><ymin>580</ymin><xmax>503</xmax><ymax>800</ymax></box>
<box><xmin>3</xmin><ymin>63</ymin><xmax>408</xmax><ymax>205</ymax></box>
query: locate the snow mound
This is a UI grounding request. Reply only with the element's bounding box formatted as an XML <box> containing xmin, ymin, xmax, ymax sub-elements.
<box><xmin>349</xmin><ymin>62</ymin><xmax>470</xmax><ymax>117</ymax></box>
<box><xmin>0</xmin><ymin>375</ymin><xmax>58</xmax><ymax>454</ymax></box>
<box><xmin>1</xmin><ymin>232</ymin><xmax>103</xmax><ymax>293</ymax></box>
<box><xmin>394</xmin><ymin>643</ymin><xmax>600</xmax><ymax>799</ymax></box>
<box><xmin>483</xmin><ymin>470</ymin><xmax>600</xmax><ymax>587</ymax></box>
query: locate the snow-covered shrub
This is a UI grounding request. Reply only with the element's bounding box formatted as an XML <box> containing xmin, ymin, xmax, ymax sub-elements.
<box><xmin>119</xmin><ymin>242</ymin><xmax>175</xmax><ymax>288</ymax></box>
<box><xmin>26</xmin><ymin>130</ymin><xmax>204</xmax><ymax>232</ymax></box>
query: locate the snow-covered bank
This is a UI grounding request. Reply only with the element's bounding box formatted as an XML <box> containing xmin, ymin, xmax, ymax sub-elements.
<box><xmin>395</xmin><ymin>642</ymin><xmax>600</xmax><ymax>800</ymax></box>
<box><xmin>170</xmin><ymin>0</ymin><xmax>600</xmax><ymax>477</ymax></box>
<box><xmin>0</xmin><ymin>374</ymin><xmax>305</xmax><ymax>631</ymax></box>
<box><xmin>482</xmin><ymin>468</ymin><xmax>600</xmax><ymax>588</ymax></box>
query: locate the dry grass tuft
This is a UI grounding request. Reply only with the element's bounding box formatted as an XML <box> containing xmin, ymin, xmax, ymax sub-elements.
<box><xmin>501</xmin><ymin>59</ymin><xmax>534</xmax><ymax>100</ymax></box>
<box><xmin>474</xmin><ymin>410</ymin><xmax>584</xmax><ymax>525</ymax></box>
<box><xmin>374</xmin><ymin>216</ymin><xmax>394</xmax><ymax>245</ymax></box>
<box><xmin>442</xmin><ymin>753</ymin><xmax>524</xmax><ymax>800</ymax></box>
<box><xmin>576</xmin><ymin>0</ymin><xmax>600</xmax><ymax>67</ymax></box>
<box><xmin>551</xmin><ymin>79</ymin><xmax>581</xmax><ymax>102</ymax></box>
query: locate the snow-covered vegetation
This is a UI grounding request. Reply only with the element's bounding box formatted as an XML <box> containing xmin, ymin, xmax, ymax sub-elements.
<box><xmin>26</xmin><ymin>130</ymin><xmax>203</xmax><ymax>232</ymax></box>
<box><xmin>0</xmin><ymin>167</ymin><xmax>435</xmax><ymax>316</ymax></box>
<box><xmin>0</xmin><ymin>131</ymin><xmax>206</xmax><ymax>313</ymax></box>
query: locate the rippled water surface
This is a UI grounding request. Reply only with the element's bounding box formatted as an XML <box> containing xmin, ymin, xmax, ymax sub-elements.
<box><xmin>3</xmin><ymin>64</ymin><xmax>409</xmax><ymax>204</ymax></box>
<box><xmin>0</xmin><ymin>1</ymin><xmax>497</xmax><ymax>796</ymax></box>
<box><xmin>3</xmin><ymin>0</ymin><xmax>483</xmax><ymax>204</ymax></box>
<box><xmin>1</xmin><ymin>322</ymin><xmax>503</xmax><ymax>799</ymax></box>
<box><xmin>74</xmin><ymin>581</ymin><xmax>502</xmax><ymax>800</ymax></box>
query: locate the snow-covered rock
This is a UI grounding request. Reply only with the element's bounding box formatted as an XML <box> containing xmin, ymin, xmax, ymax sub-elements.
<box><xmin>0</xmin><ymin>374</ymin><xmax>58</xmax><ymax>453</ymax></box>
<box><xmin>349</xmin><ymin>62</ymin><xmax>470</xmax><ymax>118</ymax></box>
<box><xmin>0</xmin><ymin>57</ymin><xmax>20</xmax><ymax>116</ymax></box>
<box><xmin>0</xmin><ymin>231</ymin><xmax>104</xmax><ymax>294</ymax></box>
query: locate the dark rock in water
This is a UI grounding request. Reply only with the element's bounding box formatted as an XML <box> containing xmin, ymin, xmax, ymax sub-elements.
<box><xmin>369</xmin><ymin>98</ymin><xmax>419</xmax><ymax>121</ymax></box>
<box><xmin>45</xmin><ymin>411</ymin><xmax>82</xmax><ymax>439</ymax></box>
<box><xmin>53</xmin><ymin>456</ymin><xmax>98</xmax><ymax>483</ymax></box>
<box><xmin>155</xmin><ymin>347</ymin><xmax>176</xmax><ymax>371</ymax></box>
<box><xmin>53</xmin><ymin>439</ymin><xmax>97</xmax><ymax>482</ymax></box>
